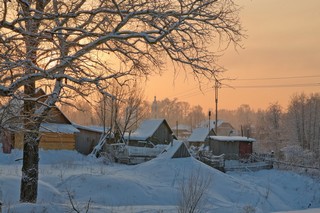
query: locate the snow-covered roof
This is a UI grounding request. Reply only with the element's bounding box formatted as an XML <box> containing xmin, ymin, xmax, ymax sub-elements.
<box><xmin>40</xmin><ymin>123</ymin><xmax>80</xmax><ymax>134</ymax></box>
<box><xmin>73</xmin><ymin>124</ymin><xmax>110</xmax><ymax>133</ymax></box>
<box><xmin>128</xmin><ymin>119</ymin><xmax>170</xmax><ymax>141</ymax></box>
<box><xmin>188</xmin><ymin>127</ymin><xmax>210</xmax><ymax>142</ymax></box>
<box><xmin>158</xmin><ymin>140</ymin><xmax>190</xmax><ymax>159</ymax></box>
<box><xmin>199</xmin><ymin>120</ymin><xmax>224</xmax><ymax>129</ymax></box>
<box><xmin>171</xmin><ymin>124</ymin><xmax>191</xmax><ymax>131</ymax></box>
<box><xmin>209</xmin><ymin>136</ymin><xmax>256</xmax><ymax>142</ymax></box>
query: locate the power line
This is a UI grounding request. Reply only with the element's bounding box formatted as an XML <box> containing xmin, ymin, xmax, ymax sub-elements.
<box><xmin>224</xmin><ymin>83</ymin><xmax>320</xmax><ymax>89</ymax></box>
<box><xmin>170</xmin><ymin>82</ymin><xmax>320</xmax><ymax>100</ymax></box>
<box><xmin>236</xmin><ymin>75</ymin><xmax>320</xmax><ymax>81</ymax></box>
<box><xmin>162</xmin><ymin>74</ymin><xmax>320</xmax><ymax>101</ymax></box>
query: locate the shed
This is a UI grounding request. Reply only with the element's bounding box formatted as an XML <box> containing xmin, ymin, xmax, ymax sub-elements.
<box><xmin>199</xmin><ymin>120</ymin><xmax>236</xmax><ymax>136</ymax></box>
<box><xmin>158</xmin><ymin>140</ymin><xmax>191</xmax><ymax>159</ymax></box>
<box><xmin>171</xmin><ymin>124</ymin><xmax>191</xmax><ymax>140</ymax></box>
<box><xmin>126</xmin><ymin>119</ymin><xmax>173</xmax><ymax>146</ymax></box>
<box><xmin>73</xmin><ymin>124</ymin><xmax>111</xmax><ymax>155</ymax></box>
<box><xmin>209</xmin><ymin>136</ymin><xmax>255</xmax><ymax>160</ymax></box>
<box><xmin>188</xmin><ymin>127</ymin><xmax>215</xmax><ymax>147</ymax></box>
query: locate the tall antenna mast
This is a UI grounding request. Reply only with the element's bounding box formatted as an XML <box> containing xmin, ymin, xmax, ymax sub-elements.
<box><xmin>215</xmin><ymin>80</ymin><xmax>219</xmax><ymax>135</ymax></box>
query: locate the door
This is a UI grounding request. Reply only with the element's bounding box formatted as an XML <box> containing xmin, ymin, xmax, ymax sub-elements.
<box><xmin>239</xmin><ymin>142</ymin><xmax>252</xmax><ymax>159</ymax></box>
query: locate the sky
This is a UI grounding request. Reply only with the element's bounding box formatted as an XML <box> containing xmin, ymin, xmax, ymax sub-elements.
<box><xmin>144</xmin><ymin>0</ymin><xmax>320</xmax><ymax>112</ymax></box>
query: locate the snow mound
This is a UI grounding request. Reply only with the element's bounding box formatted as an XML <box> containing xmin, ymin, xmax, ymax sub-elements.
<box><xmin>1</xmin><ymin>149</ymin><xmax>320</xmax><ymax>213</ymax></box>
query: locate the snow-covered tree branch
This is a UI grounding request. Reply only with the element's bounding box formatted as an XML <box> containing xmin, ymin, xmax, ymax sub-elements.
<box><xmin>0</xmin><ymin>0</ymin><xmax>243</xmax><ymax>203</ymax></box>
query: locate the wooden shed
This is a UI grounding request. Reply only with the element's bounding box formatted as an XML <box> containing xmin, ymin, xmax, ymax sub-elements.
<box><xmin>126</xmin><ymin>119</ymin><xmax>173</xmax><ymax>146</ymax></box>
<box><xmin>209</xmin><ymin>136</ymin><xmax>255</xmax><ymax>160</ymax></box>
<box><xmin>171</xmin><ymin>124</ymin><xmax>191</xmax><ymax>140</ymax></box>
<box><xmin>200</xmin><ymin>120</ymin><xmax>236</xmax><ymax>136</ymax></box>
<box><xmin>187</xmin><ymin>127</ymin><xmax>215</xmax><ymax>147</ymax></box>
<box><xmin>73</xmin><ymin>124</ymin><xmax>110</xmax><ymax>155</ymax></box>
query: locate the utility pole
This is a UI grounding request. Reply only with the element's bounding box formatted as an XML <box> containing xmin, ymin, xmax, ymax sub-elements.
<box><xmin>208</xmin><ymin>110</ymin><xmax>211</xmax><ymax>132</ymax></box>
<box><xmin>215</xmin><ymin>80</ymin><xmax>219</xmax><ymax>135</ymax></box>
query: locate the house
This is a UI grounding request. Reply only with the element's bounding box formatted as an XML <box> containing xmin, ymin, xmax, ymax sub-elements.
<box><xmin>73</xmin><ymin>124</ymin><xmax>111</xmax><ymax>155</ymax></box>
<box><xmin>14</xmin><ymin>107</ymin><xmax>80</xmax><ymax>150</ymax></box>
<box><xmin>208</xmin><ymin>136</ymin><xmax>255</xmax><ymax>160</ymax></box>
<box><xmin>159</xmin><ymin>140</ymin><xmax>191</xmax><ymax>158</ymax></box>
<box><xmin>0</xmin><ymin>89</ymin><xmax>79</xmax><ymax>150</ymax></box>
<box><xmin>187</xmin><ymin>127</ymin><xmax>215</xmax><ymax>147</ymax></box>
<box><xmin>171</xmin><ymin>124</ymin><xmax>191</xmax><ymax>140</ymax></box>
<box><xmin>125</xmin><ymin>119</ymin><xmax>174</xmax><ymax>146</ymax></box>
<box><xmin>199</xmin><ymin>120</ymin><xmax>236</xmax><ymax>136</ymax></box>
<box><xmin>108</xmin><ymin>119</ymin><xmax>174</xmax><ymax>164</ymax></box>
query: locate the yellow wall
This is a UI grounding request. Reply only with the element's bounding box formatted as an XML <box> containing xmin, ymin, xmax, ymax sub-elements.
<box><xmin>14</xmin><ymin>132</ymin><xmax>75</xmax><ymax>150</ymax></box>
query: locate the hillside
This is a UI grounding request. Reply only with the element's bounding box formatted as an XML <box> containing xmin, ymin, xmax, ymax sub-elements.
<box><xmin>1</xmin><ymin>149</ymin><xmax>320</xmax><ymax>213</ymax></box>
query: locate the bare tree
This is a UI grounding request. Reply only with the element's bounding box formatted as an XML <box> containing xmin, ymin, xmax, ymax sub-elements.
<box><xmin>178</xmin><ymin>170</ymin><xmax>211</xmax><ymax>213</ymax></box>
<box><xmin>236</xmin><ymin>104</ymin><xmax>254</xmax><ymax>137</ymax></box>
<box><xmin>96</xmin><ymin>80</ymin><xmax>148</xmax><ymax>142</ymax></box>
<box><xmin>265</xmin><ymin>102</ymin><xmax>283</xmax><ymax>153</ymax></box>
<box><xmin>0</xmin><ymin>0</ymin><xmax>242</xmax><ymax>202</ymax></box>
<box><xmin>286</xmin><ymin>93</ymin><xmax>320</xmax><ymax>156</ymax></box>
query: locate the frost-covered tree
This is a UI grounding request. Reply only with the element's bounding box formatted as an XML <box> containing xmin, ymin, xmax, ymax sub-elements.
<box><xmin>0</xmin><ymin>0</ymin><xmax>242</xmax><ymax>202</ymax></box>
<box><xmin>265</xmin><ymin>102</ymin><xmax>283</xmax><ymax>153</ymax></box>
<box><xmin>286</xmin><ymin>93</ymin><xmax>320</xmax><ymax>156</ymax></box>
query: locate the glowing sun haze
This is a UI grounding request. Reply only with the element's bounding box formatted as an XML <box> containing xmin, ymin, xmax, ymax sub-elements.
<box><xmin>144</xmin><ymin>0</ymin><xmax>320</xmax><ymax>112</ymax></box>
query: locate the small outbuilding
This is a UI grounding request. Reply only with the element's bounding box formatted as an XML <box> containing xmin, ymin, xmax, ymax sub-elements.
<box><xmin>171</xmin><ymin>124</ymin><xmax>191</xmax><ymax>140</ymax></box>
<box><xmin>126</xmin><ymin>119</ymin><xmax>174</xmax><ymax>146</ymax></box>
<box><xmin>73</xmin><ymin>124</ymin><xmax>111</xmax><ymax>155</ymax></box>
<box><xmin>200</xmin><ymin>120</ymin><xmax>236</xmax><ymax>136</ymax></box>
<box><xmin>209</xmin><ymin>136</ymin><xmax>255</xmax><ymax>160</ymax></box>
<box><xmin>159</xmin><ymin>140</ymin><xmax>191</xmax><ymax>159</ymax></box>
<box><xmin>187</xmin><ymin>127</ymin><xmax>215</xmax><ymax>147</ymax></box>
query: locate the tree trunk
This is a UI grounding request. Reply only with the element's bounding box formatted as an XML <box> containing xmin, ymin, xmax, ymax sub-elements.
<box><xmin>20</xmin><ymin>82</ymin><xmax>40</xmax><ymax>203</ymax></box>
<box><xmin>20</xmin><ymin>131</ymin><xmax>40</xmax><ymax>203</ymax></box>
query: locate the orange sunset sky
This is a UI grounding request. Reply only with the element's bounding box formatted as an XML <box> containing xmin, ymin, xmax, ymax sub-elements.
<box><xmin>144</xmin><ymin>0</ymin><xmax>320</xmax><ymax>112</ymax></box>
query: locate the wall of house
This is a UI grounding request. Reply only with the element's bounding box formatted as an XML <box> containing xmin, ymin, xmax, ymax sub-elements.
<box><xmin>44</xmin><ymin>107</ymin><xmax>70</xmax><ymax>124</ymax></box>
<box><xmin>151</xmin><ymin>123</ymin><xmax>173</xmax><ymax>145</ymax></box>
<box><xmin>172</xmin><ymin>142</ymin><xmax>191</xmax><ymax>158</ymax></box>
<box><xmin>239</xmin><ymin>142</ymin><xmax>253</xmax><ymax>158</ymax></box>
<box><xmin>210</xmin><ymin>140</ymin><xmax>239</xmax><ymax>160</ymax></box>
<box><xmin>217</xmin><ymin>123</ymin><xmax>235</xmax><ymax>136</ymax></box>
<box><xmin>75</xmin><ymin>129</ymin><xmax>102</xmax><ymax>155</ymax></box>
<box><xmin>14</xmin><ymin>132</ymin><xmax>76</xmax><ymax>150</ymax></box>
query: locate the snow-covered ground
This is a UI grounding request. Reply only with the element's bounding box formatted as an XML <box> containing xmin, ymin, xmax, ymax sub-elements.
<box><xmin>1</xmin><ymin>148</ymin><xmax>320</xmax><ymax>213</ymax></box>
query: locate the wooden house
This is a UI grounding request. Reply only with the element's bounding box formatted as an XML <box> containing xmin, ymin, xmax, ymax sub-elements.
<box><xmin>208</xmin><ymin>136</ymin><xmax>255</xmax><ymax>160</ymax></box>
<box><xmin>187</xmin><ymin>127</ymin><xmax>215</xmax><ymax>147</ymax></box>
<box><xmin>0</xmin><ymin>89</ymin><xmax>79</xmax><ymax>150</ymax></box>
<box><xmin>200</xmin><ymin>120</ymin><xmax>236</xmax><ymax>136</ymax></box>
<box><xmin>126</xmin><ymin>119</ymin><xmax>173</xmax><ymax>146</ymax></box>
<box><xmin>171</xmin><ymin>124</ymin><xmax>191</xmax><ymax>140</ymax></box>
<box><xmin>14</xmin><ymin>107</ymin><xmax>79</xmax><ymax>150</ymax></box>
<box><xmin>160</xmin><ymin>141</ymin><xmax>191</xmax><ymax>158</ymax></box>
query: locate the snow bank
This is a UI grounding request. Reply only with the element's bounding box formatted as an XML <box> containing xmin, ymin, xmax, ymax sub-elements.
<box><xmin>1</xmin><ymin>149</ymin><xmax>320</xmax><ymax>213</ymax></box>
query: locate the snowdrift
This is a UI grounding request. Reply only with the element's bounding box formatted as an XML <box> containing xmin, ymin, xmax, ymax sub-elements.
<box><xmin>1</xmin><ymin>149</ymin><xmax>320</xmax><ymax>213</ymax></box>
